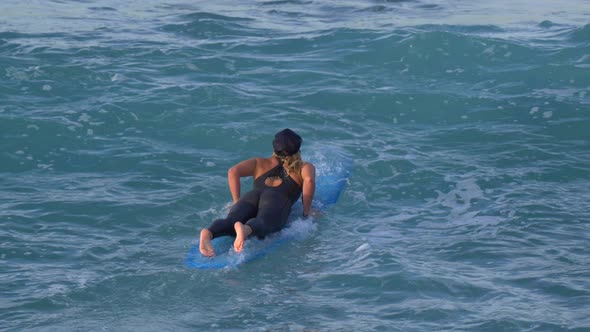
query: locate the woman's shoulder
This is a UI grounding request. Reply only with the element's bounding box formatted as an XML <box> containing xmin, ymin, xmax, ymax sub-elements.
<box><xmin>302</xmin><ymin>160</ymin><xmax>315</xmax><ymax>168</ymax></box>
<box><xmin>301</xmin><ymin>161</ymin><xmax>315</xmax><ymax>176</ymax></box>
<box><xmin>253</xmin><ymin>156</ymin><xmax>278</xmax><ymax>171</ymax></box>
<box><xmin>254</xmin><ymin>156</ymin><xmax>276</xmax><ymax>165</ymax></box>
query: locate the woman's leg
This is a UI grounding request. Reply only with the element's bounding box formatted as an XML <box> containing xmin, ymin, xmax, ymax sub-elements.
<box><xmin>233</xmin><ymin>222</ymin><xmax>253</xmax><ymax>253</ymax></box>
<box><xmin>199</xmin><ymin>228</ymin><xmax>215</xmax><ymax>257</ymax></box>
<box><xmin>244</xmin><ymin>194</ymin><xmax>291</xmax><ymax>239</ymax></box>
<box><xmin>199</xmin><ymin>192</ymin><xmax>259</xmax><ymax>256</ymax></box>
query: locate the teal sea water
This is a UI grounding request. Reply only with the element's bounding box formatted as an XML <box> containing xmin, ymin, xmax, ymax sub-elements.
<box><xmin>1</xmin><ymin>0</ymin><xmax>589</xmax><ymax>331</ymax></box>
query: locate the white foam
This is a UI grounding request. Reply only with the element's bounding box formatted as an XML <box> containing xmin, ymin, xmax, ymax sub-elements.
<box><xmin>445</xmin><ymin>68</ymin><xmax>464</xmax><ymax>74</ymax></box>
<box><xmin>354</xmin><ymin>243</ymin><xmax>370</xmax><ymax>253</ymax></box>
<box><xmin>78</xmin><ymin>113</ymin><xmax>91</xmax><ymax>122</ymax></box>
<box><xmin>482</xmin><ymin>45</ymin><xmax>495</xmax><ymax>55</ymax></box>
<box><xmin>434</xmin><ymin>178</ymin><xmax>484</xmax><ymax>216</ymax></box>
<box><xmin>282</xmin><ymin>218</ymin><xmax>317</xmax><ymax>241</ymax></box>
<box><xmin>6</xmin><ymin>67</ymin><xmax>29</xmax><ymax>80</ymax></box>
<box><xmin>382</xmin><ymin>213</ymin><xmax>415</xmax><ymax>223</ymax></box>
<box><xmin>111</xmin><ymin>73</ymin><xmax>125</xmax><ymax>82</ymax></box>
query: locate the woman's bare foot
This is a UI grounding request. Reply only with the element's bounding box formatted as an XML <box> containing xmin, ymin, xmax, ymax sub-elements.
<box><xmin>233</xmin><ymin>222</ymin><xmax>252</xmax><ymax>253</ymax></box>
<box><xmin>199</xmin><ymin>229</ymin><xmax>215</xmax><ymax>257</ymax></box>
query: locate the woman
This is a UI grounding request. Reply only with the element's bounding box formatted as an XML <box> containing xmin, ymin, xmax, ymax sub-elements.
<box><xmin>199</xmin><ymin>128</ymin><xmax>316</xmax><ymax>257</ymax></box>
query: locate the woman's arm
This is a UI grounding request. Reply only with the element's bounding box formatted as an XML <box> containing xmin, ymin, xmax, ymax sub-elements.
<box><xmin>227</xmin><ymin>158</ymin><xmax>257</xmax><ymax>203</ymax></box>
<box><xmin>301</xmin><ymin>163</ymin><xmax>316</xmax><ymax>217</ymax></box>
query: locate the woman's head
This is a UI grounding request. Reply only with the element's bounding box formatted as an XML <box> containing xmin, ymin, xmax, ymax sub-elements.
<box><xmin>272</xmin><ymin>128</ymin><xmax>302</xmax><ymax>157</ymax></box>
<box><xmin>272</xmin><ymin>129</ymin><xmax>304</xmax><ymax>175</ymax></box>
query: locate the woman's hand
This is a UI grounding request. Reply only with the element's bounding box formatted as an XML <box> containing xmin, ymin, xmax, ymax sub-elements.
<box><xmin>304</xmin><ymin>209</ymin><xmax>322</xmax><ymax>219</ymax></box>
<box><xmin>301</xmin><ymin>163</ymin><xmax>316</xmax><ymax>217</ymax></box>
<box><xmin>227</xmin><ymin>158</ymin><xmax>257</xmax><ymax>203</ymax></box>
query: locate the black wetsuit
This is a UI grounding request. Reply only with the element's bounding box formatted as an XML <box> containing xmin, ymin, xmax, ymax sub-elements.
<box><xmin>207</xmin><ymin>159</ymin><xmax>302</xmax><ymax>239</ymax></box>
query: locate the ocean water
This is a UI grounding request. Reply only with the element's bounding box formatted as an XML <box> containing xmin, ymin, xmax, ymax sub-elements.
<box><xmin>1</xmin><ymin>0</ymin><xmax>589</xmax><ymax>331</ymax></box>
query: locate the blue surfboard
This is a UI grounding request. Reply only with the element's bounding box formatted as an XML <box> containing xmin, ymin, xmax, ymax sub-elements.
<box><xmin>185</xmin><ymin>155</ymin><xmax>352</xmax><ymax>269</ymax></box>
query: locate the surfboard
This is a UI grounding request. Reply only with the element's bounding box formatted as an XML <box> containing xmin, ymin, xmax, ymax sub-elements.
<box><xmin>185</xmin><ymin>155</ymin><xmax>352</xmax><ymax>269</ymax></box>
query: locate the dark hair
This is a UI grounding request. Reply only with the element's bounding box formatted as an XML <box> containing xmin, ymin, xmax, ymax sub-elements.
<box><xmin>272</xmin><ymin>128</ymin><xmax>302</xmax><ymax>157</ymax></box>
